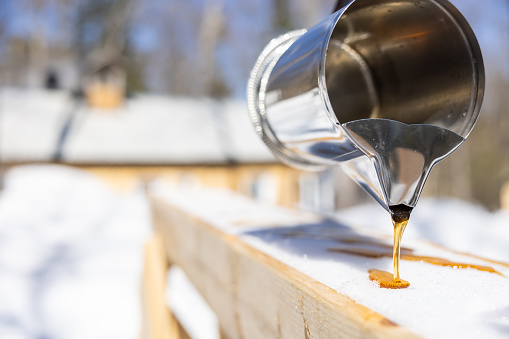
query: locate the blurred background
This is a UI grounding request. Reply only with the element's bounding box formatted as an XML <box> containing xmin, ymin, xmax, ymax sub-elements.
<box><xmin>0</xmin><ymin>0</ymin><xmax>507</xmax><ymax>338</ymax></box>
<box><xmin>0</xmin><ymin>0</ymin><xmax>507</xmax><ymax>210</ymax></box>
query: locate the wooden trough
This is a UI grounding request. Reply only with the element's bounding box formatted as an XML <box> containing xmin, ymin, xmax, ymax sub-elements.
<box><xmin>141</xmin><ymin>186</ymin><xmax>509</xmax><ymax>339</ymax></box>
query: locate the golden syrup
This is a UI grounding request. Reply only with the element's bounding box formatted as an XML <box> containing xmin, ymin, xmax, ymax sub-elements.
<box><xmin>401</xmin><ymin>255</ymin><xmax>502</xmax><ymax>275</ymax></box>
<box><xmin>392</xmin><ymin>219</ymin><xmax>408</xmax><ymax>281</ymax></box>
<box><xmin>367</xmin><ymin>204</ymin><xmax>414</xmax><ymax>289</ymax></box>
<box><xmin>328</xmin><ymin>247</ymin><xmax>503</xmax><ymax>276</ymax></box>
<box><xmin>368</xmin><ymin>269</ymin><xmax>410</xmax><ymax>289</ymax></box>
<box><xmin>431</xmin><ymin>245</ymin><xmax>509</xmax><ymax>269</ymax></box>
<box><xmin>389</xmin><ymin>204</ymin><xmax>412</xmax><ymax>282</ymax></box>
<box><xmin>367</xmin><ymin>207</ymin><xmax>412</xmax><ymax>290</ymax></box>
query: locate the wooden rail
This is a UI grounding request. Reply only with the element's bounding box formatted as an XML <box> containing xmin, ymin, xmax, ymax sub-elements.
<box><xmin>145</xmin><ymin>189</ymin><xmax>421</xmax><ymax>339</ymax></box>
<box><xmin>141</xmin><ymin>232</ymin><xmax>191</xmax><ymax>339</ymax></box>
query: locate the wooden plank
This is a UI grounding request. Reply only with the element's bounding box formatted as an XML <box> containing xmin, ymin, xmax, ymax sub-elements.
<box><xmin>151</xmin><ymin>197</ymin><xmax>421</xmax><ymax>339</ymax></box>
<box><xmin>501</xmin><ymin>181</ymin><xmax>509</xmax><ymax>210</ymax></box>
<box><xmin>140</xmin><ymin>233</ymin><xmax>190</xmax><ymax>339</ymax></box>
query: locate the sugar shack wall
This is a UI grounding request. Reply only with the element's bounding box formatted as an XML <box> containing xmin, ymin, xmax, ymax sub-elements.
<box><xmin>81</xmin><ymin>165</ymin><xmax>358</xmax><ymax>213</ymax></box>
<box><xmin>82</xmin><ymin>164</ymin><xmax>302</xmax><ymax>208</ymax></box>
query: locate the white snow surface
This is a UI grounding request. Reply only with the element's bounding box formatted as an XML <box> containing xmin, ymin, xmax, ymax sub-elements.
<box><xmin>0</xmin><ymin>165</ymin><xmax>151</xmax><ymax>339</ymax></box>
<box><xmin>153</xmin><ymin>184</ymin><xmax>509</xmax><ymax>339</ymax></box>
<box><xmin>167</xmin><ymin>267</ymin><xmax>219</xmax><ymax>339</ymax></box>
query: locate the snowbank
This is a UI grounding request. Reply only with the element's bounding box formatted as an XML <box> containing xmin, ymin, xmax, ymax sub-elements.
<box><xmin>0</xmin><ymin>165</ymin><xmax>151</xmax><ymax>339</ymax></box>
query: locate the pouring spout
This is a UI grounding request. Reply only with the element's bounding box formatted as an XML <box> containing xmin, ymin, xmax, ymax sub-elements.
<box><xmin>343</xmin><ymin>119</ymin><xmax>464</xmax><ymax>208</ymax></box>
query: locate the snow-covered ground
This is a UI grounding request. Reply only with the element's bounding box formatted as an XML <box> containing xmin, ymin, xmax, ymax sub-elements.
<box><xmin>0</xmin><ymin>165</ymin><xmax>151</xmax><ymax>339</ymax></box>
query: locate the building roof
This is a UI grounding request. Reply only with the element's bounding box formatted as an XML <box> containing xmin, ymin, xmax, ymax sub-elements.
<box><xmin>0</xmin><ymin>88</ymin><xmax>275</xmax><ymax>165</ymax></box>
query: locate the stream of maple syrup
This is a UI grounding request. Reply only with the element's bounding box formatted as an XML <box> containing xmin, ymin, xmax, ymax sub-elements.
<box><xmin>367</xmin><ymin>205</ymin><xmax>413</xmax><ymax>289</ymax></box>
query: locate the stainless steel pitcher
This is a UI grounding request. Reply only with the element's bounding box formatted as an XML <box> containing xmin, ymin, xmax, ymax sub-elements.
<box><xmin>247</xmin><ymin>0</ymin><xmax>484</xmax><ymax>211</ymax></box>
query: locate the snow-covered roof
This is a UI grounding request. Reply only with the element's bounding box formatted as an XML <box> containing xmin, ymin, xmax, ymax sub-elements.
<box><xmin>0</xmin><ymin>88</ymin><xmax>275</xmax><ymax>164</ymax></box>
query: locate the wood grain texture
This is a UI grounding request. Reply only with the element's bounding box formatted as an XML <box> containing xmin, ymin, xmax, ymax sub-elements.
<box><xmin>151</xmin><ymin>197</ymin><xmax>422</xmax><ymax>339</ymax></box>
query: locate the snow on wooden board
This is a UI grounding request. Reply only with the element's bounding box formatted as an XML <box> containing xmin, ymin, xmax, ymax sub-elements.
<box><xmin>151</xmin><ymin>183</ymin><xmax>509</xmax><ymax>339</ymax></box>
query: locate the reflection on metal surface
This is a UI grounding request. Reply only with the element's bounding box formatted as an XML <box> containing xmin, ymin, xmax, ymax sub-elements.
<box><xmin>344</xmin><ymin>119</ymin><xmax>464</xmax><ymax>207</ymax></box>
<box><xmin>247</xmin><ymin>0</ymin><xmax>484</xmax><ymax>209</ymax></box>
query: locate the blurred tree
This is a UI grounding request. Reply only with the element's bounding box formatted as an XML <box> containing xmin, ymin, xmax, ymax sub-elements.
<box><xmin>0</xmin><ymin>3</ymin><xmax>9</xmax><ymax>84</ymax></box>
<box><xmin>133</xmin><ymin>0</ymin><xmax>232</xmax><ymax>97</ymax></box>
<box><xmin>75</xmin><ymin>0</ymin><xmax>145</xmax><ymax>93</ymax></box>
<box><xmin>274</xmin><ymin>0</ymin><xmax>294</xmax><ymax>31</ymax></box>
<box><xmin>75</xmin><ymin>0</ymin><xmax>130</xmax><ymax>57</ymax></box>
<box><xmin>196</xmin><ymin>0</ymin><xmax>231</xmax><ymax>97</ymax></box>
<box><xmin>424</xmin><ymin>0</ymin><xmax>509</xmax><ymax>209</ymax></box>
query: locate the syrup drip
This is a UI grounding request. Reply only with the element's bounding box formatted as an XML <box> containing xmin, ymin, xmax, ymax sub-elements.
<box><xmin>368</xmin><ymin>204</ymin><xmax>413</xmax><ymax>289</ymax></box>
<box><xmin>392</xmin><ymin>213</ymin><xmax>408</xmax><ymax>281</ymax></box>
